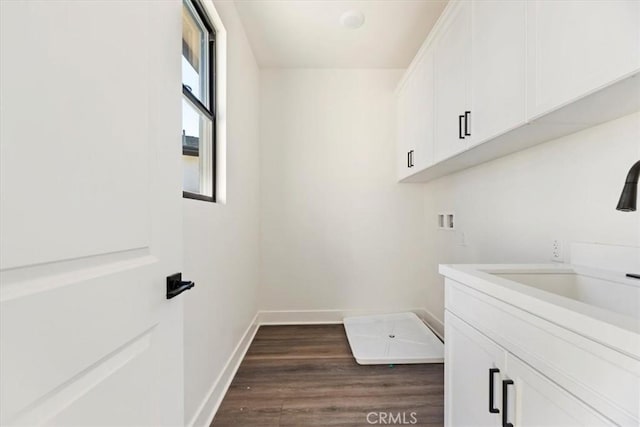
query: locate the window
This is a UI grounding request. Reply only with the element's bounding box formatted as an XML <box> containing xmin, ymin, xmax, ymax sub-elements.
<box><xmin>182</xmin><ymin>0</ymin><xmax>216</xmax><ymax>202</ymax></box>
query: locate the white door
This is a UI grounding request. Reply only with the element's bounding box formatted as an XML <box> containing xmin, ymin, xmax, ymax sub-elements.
<box><xmin>527</xmin><ymin>0</ymin><xmax>640</xmax><ymax>118</ymax></box>
<box><xmin>0</xmin><ymin>1</ymin><xmax>184</xmax><ymax>426</ymax></box>
<box><xmin>445</xmin><ymin>312</ymin><xmax>505</xmax><ymax>427</ymax></box>
<box><xmin>434</xmin><ymin>0</ymin><xmax>471</xmax><ymax>163</ymax></box>
<box><xmin>505</xmin><ymin>355</ymin><xmax>614</xmax><ymax>427</ymax></box>
<box><xmin>471</xmin><ymin>0</ymin><xmax>527</xmax><ymax>145</ymax></box>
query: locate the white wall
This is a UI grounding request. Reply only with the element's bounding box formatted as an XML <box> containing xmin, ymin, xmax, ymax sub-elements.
<box><xmin>422</xmin><ymin>112</ymin><xmax>640</xmax><ymax>327</ymax></box>
<box><xmin>182</xmin><ymin>1</ymin><xmax>260</xmax><ymax>425</ymax></box>
<box><xmin>259</xmin><ymin>69</ymin><xmax>430</xmax><ymax>313</ymax></box>
<box><xmin>182</xmin><ymin>6</ymin><xmax>639</xmax><ymax>422</ymax></box>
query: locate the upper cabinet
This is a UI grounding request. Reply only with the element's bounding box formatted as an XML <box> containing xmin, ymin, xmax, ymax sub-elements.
<box><xmin>396</xmin><ymin>0</ymin><xmax>640</xmax><ymax>183</ymax></box>
<box><xmin>396</xmin><ymin>47</ymin><xmax>435</xmax><ymax>181</ymax></box>
<box><xmin>396</xmin><ymin>80</ymin><xmax>412</xmax><ymax>180</ymax></box>
<box><xmin>527</xmin><ymin>0</ymin><xmax>640</xmax><ymax>119</ymax></box>
<box><xmin>470</xmin><ymin>0</ymin><xmax>527</xmax><ymax>145</ymax></box>
<box><xmin>433</xmin><ymin>0</ymin><xmax>471</xmax><ymax>163</ymax></box>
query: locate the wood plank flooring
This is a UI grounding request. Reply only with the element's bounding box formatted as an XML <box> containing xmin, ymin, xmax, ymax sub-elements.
<box><xmin>211</xmin><ymin>325</ymin><xmax>444</xmax><ymax>427</ymax></box>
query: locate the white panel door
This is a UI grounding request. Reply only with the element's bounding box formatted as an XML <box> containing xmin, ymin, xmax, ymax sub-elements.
<box><xmin>527</xmin><ymin>0</ymin><xmax>640</xmax><ymax>118</ymax></box>
<box><xmin>445</xmin><ymin>312</ymin><xmax>505</xmax><ymax>427</ymax></box>
<box><xmin>505</xmin><ymin>355</ymin><xmax>614</xmax><ymax>427</ymax></box>
<box><xmin>434</xmin><ymin>0</ymin><xmax>471</xmax><ymax>163</ymax></box>
<box><xmin>0</xmin><ymin>1</ymin><xmax>184</xmax><ymax>426</ymax></box>
<box><xmin>471</xmin><ymin>0</ymin><xmax>527</xmax><ymax>145</ymax></box>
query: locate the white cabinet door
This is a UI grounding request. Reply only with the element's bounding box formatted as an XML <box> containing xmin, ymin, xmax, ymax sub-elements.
<box><xmin>397</xmin><ymin>74</ymin><xmax>420</xmax><ymax>181</ymax></box>
<box><xmin>505</xmin><ymin>355</ymin><xmax>614</xmax><ymax>427</ymax></box>
<box><xmin>0</xmin><ymin>1</ymin><xmax>184</xmax><ymax>425</ymax></box>
<box><xmin>471</xmin><ymin>0</ymin><xmax>527</xmax><ymax>145</ymax></box>
<box><xmin>397</xmin><ymin>50</ymin><xmax>435</xmax><ymax>180</ymax></box>
<box><xmin>527</xmin><ymin>0</ymin><xmax>640</xmax><ymax>118</ymax></box>
<box><xmin>434</xmin><ymin>0</ymin><xmax>471</xmax><ymax>163</ymax></box>
<box><xmin>396</xmin><ymin>85</ymin><xmax>412</xmax><ymax>180</ymax></box>
<box><xmin>412</xmin><ymin>50</ymin><xmax>435</xmax><ymax>171</ymax></box>
<box><xmin>445</xmin><ymin>312</ymin><xmax>505</xmax><ymax>427</ymax></box>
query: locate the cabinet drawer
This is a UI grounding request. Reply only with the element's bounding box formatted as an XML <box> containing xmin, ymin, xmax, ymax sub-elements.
<box><xmin>445</xmin><ymin>278</ymin><xmax>640</xmax><ymax>426</ymax></box>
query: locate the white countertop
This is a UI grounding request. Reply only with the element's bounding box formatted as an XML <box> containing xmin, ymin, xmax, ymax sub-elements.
<box><xmin>439</xmin><ymin>263</ymin><xmax>640</xmax><ymax>358</ymax></box>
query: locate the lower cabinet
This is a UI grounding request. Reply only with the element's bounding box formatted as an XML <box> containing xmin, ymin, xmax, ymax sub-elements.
<box><xmin>445</xmin><ymin>311</ymin><xmax>614</xmax><ymax>427</ymax></box>
<box><xmin>445</xmin><ymin>312</ymin><xmax>505</xmax><ymax>426</ymax></box>
<box><xmin>506</xmin><ymin>355</ymin><xmax>613</xmax><ymax>427</ymax></box>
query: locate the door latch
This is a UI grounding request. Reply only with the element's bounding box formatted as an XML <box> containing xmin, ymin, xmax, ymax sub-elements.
<box><xmin>166</xmin><ymin>272</ymin><xmax>195</xmax><ymax>299</ymax></box>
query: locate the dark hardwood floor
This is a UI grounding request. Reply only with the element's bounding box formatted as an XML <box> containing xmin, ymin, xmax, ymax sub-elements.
<box><xmin>211</xmin><ymin>324</ymin><xmax>444</xmax><ymax>427</ymax></box>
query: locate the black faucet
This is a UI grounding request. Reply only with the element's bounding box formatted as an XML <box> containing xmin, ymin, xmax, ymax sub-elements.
<box><xmin>616</xmin><ymin>160</ymin><xmax>640</xmax><ymax>280</ymax></box>
<box><xmin>616</xmin><ymin>160</ymin><xmax>640</xmax><ymax>212</ymax></box>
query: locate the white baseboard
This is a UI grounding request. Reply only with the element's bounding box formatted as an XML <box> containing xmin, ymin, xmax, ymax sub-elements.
<box><xmin>413</xmin><ymin>307</ymin><xmax>445</xmax><ymax>341</ymax></box>
<box><xmin>257</xmin><ymin>308</ymin><xmax>445</xmax><ymax>340</ymax></box>
<box><xmin>193</xmin><ymin>307</ymin><xmax>445</xmax><ymax>427</ymax></box>
<box><xmin>257</xmin><ymin>308</ymin><xmax>409</xmax><ymax>324</ymax></box>
<box><xmin>188</xmin><ymin>312</ymin><xmax>259</xmax><ymax>427</ymax></box>
<box><xmin>257</xmin><ymin>308</ymin><xmax>444</xmax><ymax>339</ymax></box>
<box><xmin>257</xmin><ymin>308</ymin><xmax>385</xmax><ymax>324</ymax></box>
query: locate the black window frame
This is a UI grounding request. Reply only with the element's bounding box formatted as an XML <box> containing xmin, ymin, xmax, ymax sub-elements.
<box><xmin>182</xmin><ymin>0</ymin><xmax>217</xmax><ymax>203</ymax></box>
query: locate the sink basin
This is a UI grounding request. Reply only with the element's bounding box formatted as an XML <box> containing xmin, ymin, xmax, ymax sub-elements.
<box><xmin>488</xmin><ymin>271</ymin><xmax>640</xmax><ymax>320</ymax></box>
<box><xmin>439</xmin><ymin>243</ymin><xmax>640</xmax><ymax>358</ymax></box>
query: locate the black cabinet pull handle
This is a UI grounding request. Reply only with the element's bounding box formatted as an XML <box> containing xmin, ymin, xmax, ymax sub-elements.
<box><xmin>166</xmin><ymin>272</ymin><xmax>195</xmax><ymax>299</ymax></box>
<box><xmin>458</xmin><ymin>115</ymin><xmax>465</xmax><ymax>140</ymax></box>
<box><xmin>408</xmin><ymin>150</ymin><xmax>414</xmax><ymax>168</ymax></box>
<box><xmin>489</xmin><ymin>368</ymin><xmax>500</xmax><ymax>414</ymax></box>
<box><xmin>502</xmin><ymin>379</ymin><xmax>514</xmax><ymax>427</ymax></box>
<box><xmin>464</xmin><ymin>111</ymin><xmax>471</xmax><ymax>136</ymax></box>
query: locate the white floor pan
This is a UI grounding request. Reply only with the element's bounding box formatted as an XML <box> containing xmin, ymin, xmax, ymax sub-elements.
<box><xmin>343</xmin><ymin>312</ymin><xmax>444</xmax><ymax>365</ymax></box>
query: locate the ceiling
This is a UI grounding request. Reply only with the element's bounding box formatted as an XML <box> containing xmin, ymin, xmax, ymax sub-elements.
<box><xmin>233</xmin><ymin>0</ymin><xmax>448</xmax><ymax>68</ymax></box>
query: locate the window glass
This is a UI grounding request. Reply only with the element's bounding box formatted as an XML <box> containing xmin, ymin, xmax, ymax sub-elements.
<box><xmin>182</xmin><ymin>0</ymin><xmax>215</xmax><ymax>201</ymax></box>
<box><xmin>182</xmin><ymin>99</ymin><xmax>213</xmax><ymax>197</ymax></box>
<box><xmin>182</xmin><ymin>2</ymin><xmax>208</xmax><ymax>106</ymax></box>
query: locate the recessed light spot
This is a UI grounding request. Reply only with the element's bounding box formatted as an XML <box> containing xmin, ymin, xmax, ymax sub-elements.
<box><xmin>340</xmin><ymin>10</ymin><xmax>365</xmax><ymax>29</ymax></box>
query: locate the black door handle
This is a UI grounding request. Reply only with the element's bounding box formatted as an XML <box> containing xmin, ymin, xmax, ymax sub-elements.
<box><xmin>408</xmin><ymin>150</ymin><xmax>414</xmax><ymax>168</ymax></box>
<box><xmin>489</xmin><ymin>368</ymin><xmax>500</xmax><ymax>414</ymax></box>
<box><xmin>459</xmin><ymin>115</ymin><xmax>465</xmax><ymax>140</ymax></box>
<box><xmin>166</xmin><ymin>272</ymin><xmax>195</xmax><ymax>299</ymax></box>
<box><xmin>464</xmin><ymin>111</ymin><xmax>471</xmax><ymax>137</ymax></box>
<box><xmin>502</xmin><ymin>379</ymin><xmax>514</xmax><ymax>427</ymax></box>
